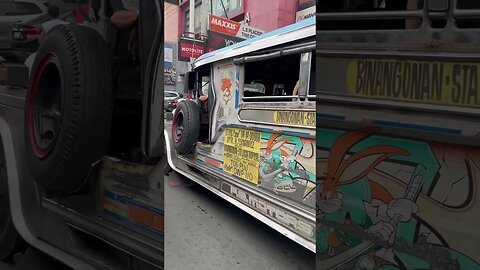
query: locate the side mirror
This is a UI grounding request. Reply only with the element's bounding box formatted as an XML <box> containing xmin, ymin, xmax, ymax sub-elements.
<box><xmin>428</xmin><ymin>0</ymin><xmax>449</xmax><ymax>11</ymax></box>
<box><xmin>186</xmin><ymin>71</ymin><xmax>196</xmax><ymax>90</ymax></box>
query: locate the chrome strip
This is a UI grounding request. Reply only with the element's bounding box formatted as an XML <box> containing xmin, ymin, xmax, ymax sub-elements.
<box><xmin>317</xmin><ymin>93</ymin><xmax>480</xmax><ymax>117</ymax></box>
<box><xmin>237</xmin><ymin>107</ymin><xmax>316</xmax><ymax>130</ymax></box>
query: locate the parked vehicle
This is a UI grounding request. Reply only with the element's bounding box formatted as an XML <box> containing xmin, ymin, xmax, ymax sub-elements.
<box><xmin>10</xmin><ymin>10</ymin><xmax>74</xmax><ymax>62</ymax></box>
<box><xmin>317</xmin><ymin>0</ymin><xmax>480</xmax><ymax>269</ymax></box>
<box><xmin>164</xmin><ymin>90</ymin><xmax>182</xmax><ymax>101</ymax></box>
<box><xmin>165</xmin><ymin>18</ymin><xmax>316</xmax><ymax>252</ymax></box>
<box><xmin>0</xmin><ymin>0</ymin><xmax>164</xmax><ymax>268</ymax></box>
<box><xmin>0</xmin><ymin>0</ymin><xmax>47</xmax><ymax>61</ymax></box>
<box><xmin>164</xmin><ymin>90</ymin><xmax>183</xmax><ymax>112</ymax></box>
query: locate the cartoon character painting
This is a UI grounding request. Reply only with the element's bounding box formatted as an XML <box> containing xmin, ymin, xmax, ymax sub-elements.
<box><xmin>259</xmin><ymin>133</ymin><xmax>316</xmax><ymax>199</ymax></box>
<box><xmin>220</xmin><ymin>78</ymin><xmax>232</xmax><ymax>105</ymax></box>
<box><xmin>317</xmin><ymin>127</ymin><xmax>480</xmax><ymax>270</ymax></box>
<box><xmin>215</xmin><ymin>65</ymin><xmax>235</xmax><ymax>122</ymax></box>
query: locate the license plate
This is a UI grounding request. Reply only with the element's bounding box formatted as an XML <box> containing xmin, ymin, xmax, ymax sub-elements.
<box><xmin>12</xmin><ymin>31</ymin><xmax>23</xmax><ymax>39</ymax></box>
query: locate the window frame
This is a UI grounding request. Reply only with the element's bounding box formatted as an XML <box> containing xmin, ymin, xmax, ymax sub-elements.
<box><xmin>237</xmin><ymin>42</ymin><xmax>315</xmax><ymax>104</ymax></box>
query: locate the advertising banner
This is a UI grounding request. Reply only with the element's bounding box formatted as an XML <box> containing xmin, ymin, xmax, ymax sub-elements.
<box><xmin>209</xmin><ymin>14</ymin><xmax>264</xmax><ymax>40</ymax></box>
<box><xmin>164</xmin><ymin>43</ymin><xmax>176</xmax><ymax>85</ymax></box>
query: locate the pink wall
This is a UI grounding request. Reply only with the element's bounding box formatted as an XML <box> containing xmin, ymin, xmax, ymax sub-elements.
<box><xmin>164</xmin><ymin>2</ymin><xmax>180</xmax><ymax>43</ymax></box>
<box><xmin>245</xmin><ymin>0</ymin><xmax>297</xmax><ymax>33</ymax></box>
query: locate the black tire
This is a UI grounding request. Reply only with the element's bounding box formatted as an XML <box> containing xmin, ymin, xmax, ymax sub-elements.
<box><xmin>172</xmin><ymin>100</ymin><xmax>200</xmax><ymax>154</ymax></box>
<box><xmin>25</xmin><ymin>24</ymin><xmax>112</xmax><ymax>192</ymax></box>
<box><xmin>0</xmin><ymin>139</ymin><xmax>26</xmax><ymax>261</ymax></box>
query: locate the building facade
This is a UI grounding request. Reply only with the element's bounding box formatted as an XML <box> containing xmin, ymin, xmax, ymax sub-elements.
<box><xmin>165</xmin><ymin>0</ymin><xmax>314</xmax><ymax>93</ymax></box>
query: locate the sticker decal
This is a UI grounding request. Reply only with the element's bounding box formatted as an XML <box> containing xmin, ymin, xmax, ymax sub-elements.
<box><xmin>347</xmin><ymin>59</ymin><xmax>480</xmax><ymax>108</ymax></box>
<box><xmin>273</xmin><ymin>111</ymin><xmax>316</xmax><ymax>127</ymax></box>
<box><xmin>223</xmin><ymin>127</ymin><xmax>262</xmax><ymax>184</ymax></box>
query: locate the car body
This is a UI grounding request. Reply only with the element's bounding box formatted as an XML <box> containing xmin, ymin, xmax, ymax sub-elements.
<box><xmin>0</xmin><ymin>0</ymin><xmax>165</xmax><ymax>269</ymax></box>
<box><xmin>164</xmin><ymin>90</ymin><xmax>182</xmax><ymax>102</ymax></box>
<box><xmin>316</xmin><ymin>1</ymin><xmax>480</xmax><ymax>269</ymax></box>
<box><xmin>0</xmin><ymin>0</ymin><xmax>47</xmax><ymax>61</ymax></box>
<box><xmin>164</xmin><ymin>90</ymin><xmax>183</xmax><ymax>112</ymax></box>
<box><xmin>10</xmin><ymin>10</ymin><xmax>74</xmax><ymax>62</ymax></box>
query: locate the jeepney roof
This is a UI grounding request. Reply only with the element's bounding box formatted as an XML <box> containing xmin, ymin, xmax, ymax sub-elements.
<box><xmin>193</xmin><ymin>17</ymin><xmax>315</xmax><ymax>69</ymax></box>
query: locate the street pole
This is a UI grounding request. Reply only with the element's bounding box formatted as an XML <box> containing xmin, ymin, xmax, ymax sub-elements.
<box><xmin>189</xmin><ymin>0</ymin><xmax>195</xmax><ymax>69</ymax></box>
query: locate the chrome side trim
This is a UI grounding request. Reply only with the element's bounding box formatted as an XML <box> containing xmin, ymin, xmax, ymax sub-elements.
<box><xmin>237</xmin><ymin>107</ymin><xmax>316</xmax><ymax>130</ymax></box>
<box><xmin>0</xmin><ymin>118</ymin><xmax>95</xmax><ymax>269</ymax></box>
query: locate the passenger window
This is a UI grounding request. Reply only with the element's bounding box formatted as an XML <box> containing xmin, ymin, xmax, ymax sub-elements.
<box><xmin>201</xmin><ymin>77</ymin><xmax>210</xmax><ymax>97</ymax></box>
<box><xmin>317</xmin><ymin>0</ymin><xmax>423</xmax><ymax>30</ymax></box>
<box><xmin>309</xmin><ymin>58</ymin><xmax>315</xmax><ymax>96</ymax></box>
<box><xmin>243</xmin><ymin>54</ymin><xmax>300</xmax><ymax>102</ymax></box>
<box><xmin>456</xmin><ymin>1</ymin><xmax>480</xmax><ymax>29</ymax></box>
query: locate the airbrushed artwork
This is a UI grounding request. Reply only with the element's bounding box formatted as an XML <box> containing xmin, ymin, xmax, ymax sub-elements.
<box><xmin>317</xmin><ymin>127</ymin><xmax>480</xmax><ymax>270</ymax></box>
<box><xmin>259</xmin><ymin>133</ymin><xmax>316</xmax><ymax>201</ymax></box>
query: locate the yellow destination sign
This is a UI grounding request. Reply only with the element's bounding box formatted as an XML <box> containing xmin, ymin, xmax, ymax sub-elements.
<box><xmin>347</xmin><ymin>59</ymin><xmax>480</xmax><ymax>108</ymax></box>
<box><xmin>223</xmin><ymin>128</ymin><xmax>261</xmax><ymax>184</ymax></box>
<box><xmin>273</xmin><ymin>111</ymin><xmax>316</xmax><ymax>127</ymax></box>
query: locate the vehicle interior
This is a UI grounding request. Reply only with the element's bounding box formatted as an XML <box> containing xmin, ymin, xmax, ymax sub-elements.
<box><xmin>317</xmin><ymin>0</ymin><xmax>423</xmax><ymax>30</ymax></box>
<box><xmin>243</xmin><ymin>53</ymin><xmax>300</xmax><ymax>101</ymax></box>
<box><xmin>98</xmin><ymin>0</ymin><xmax>159</xmax><ymax>162</ymax></box>
<box><xmin>196</xmin><ymin>66</ymin><xmax>211</xmax><ymax>143</ymax></box>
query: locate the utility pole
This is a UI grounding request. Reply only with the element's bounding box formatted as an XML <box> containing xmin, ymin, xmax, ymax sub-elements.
<box><xmin>189</xmin><ymin>0</ymin><xmax>195</xmax><ymax>68</ymax></box>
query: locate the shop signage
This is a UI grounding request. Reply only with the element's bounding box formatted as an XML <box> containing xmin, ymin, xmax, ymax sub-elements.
<box><xmin>209</xmin><ymin>14</ymin><xmax>264</xmax><ymax>40</ymax></box>
<box><xmin>178</xmin><ymin>37</ymin><xmax>206</xmax><ymax>62</ymax></box>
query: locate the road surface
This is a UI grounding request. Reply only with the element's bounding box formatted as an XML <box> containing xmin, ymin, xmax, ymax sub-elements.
<box><xmin>164</xmin><ymin>171</ymin><xmax>315</xmax><ymax>270</ymax></box>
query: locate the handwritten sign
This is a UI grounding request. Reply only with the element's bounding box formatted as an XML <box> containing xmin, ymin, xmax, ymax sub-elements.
<box><xmin>273</xmin><ymin>111</ymin><xmax>316</xmax><ymax>127</ymax></box>
<box><xmin>223</xmin><ymin>128</ymin><xmax>261</xmax><ymax>184</ymax></box>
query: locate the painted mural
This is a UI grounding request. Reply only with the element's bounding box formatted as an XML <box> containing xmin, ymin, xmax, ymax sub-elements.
<box><xmin>316</xmin><ymin>127</ymin><xmax>480</xmax><ymax>270</ymax></box>
<box><xmin>197</xmin><ymin>128</ymin><xmax>317</xmax><ymax>205</ymax></box>
<box><xmin>258</xmin><ymin>133</ymin><xmax>316</xmax><ymax>204</ymax></box>
<box><xmin>214</xmin><ymin>63</ymin><xmax>236</xmax><ymax>123</ymax></box>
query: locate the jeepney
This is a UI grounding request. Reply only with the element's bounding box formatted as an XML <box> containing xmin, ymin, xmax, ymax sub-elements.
<box><xmin>317</xmin><ymin>0</ymin><xmax>480</xmax><ymax>269</ymax></box>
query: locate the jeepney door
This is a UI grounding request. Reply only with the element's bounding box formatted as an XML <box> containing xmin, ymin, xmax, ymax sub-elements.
<box><xmin>208</xmin><ymin>60</ymin><xmax>240</xmax><ymax>142</ymax></box>
<box><xmin>140</xmin><ymin>0</ymin><xmax>164</xmax><ymax>158</ymax></box>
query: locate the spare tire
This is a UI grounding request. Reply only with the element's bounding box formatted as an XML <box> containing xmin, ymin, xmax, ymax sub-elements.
<box><xmin>25</xmin><ymin>24</ymin><xmax>112</xmax><ymax>192</ymax></box>
<box><xmin>172</xmin><ymin>100</ymin><xmax>200</xmax><ymax>154</ymax></box>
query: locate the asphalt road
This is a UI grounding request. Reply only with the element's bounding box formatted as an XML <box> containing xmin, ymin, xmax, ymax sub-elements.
<box><xmin>164</xmin><ymin>171</ymin><xmax>315</xmax><ymax>270</ymax></box>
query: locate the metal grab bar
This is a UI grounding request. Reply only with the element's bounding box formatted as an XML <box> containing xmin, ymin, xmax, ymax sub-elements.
<box><xmin>233</xmin><ymin>42</ymin><xmax>316</xmax><ymax>64</ymax></box>
<box><xmin>316</xmin><ymin>10</ymin><xmax>423</xmax><ymax>20</ymax></box>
